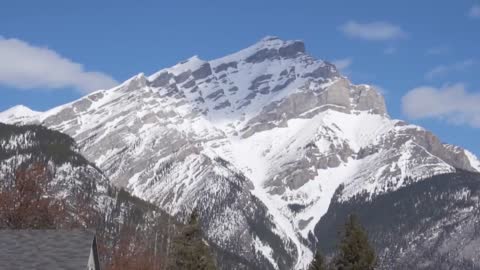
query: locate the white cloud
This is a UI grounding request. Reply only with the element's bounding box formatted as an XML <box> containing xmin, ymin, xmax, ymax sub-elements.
<box><xmin>426</xmin><ymin>46</ymin><xmax>449</xmax><ymax>55</ymax></box>
<box><xmin>402</xmin><ymin>83</ymin><xmax>480</xmax><ymax>128</ymax></box>
<box><xmin>469</xmin><ymin>5</ymin><xmax>480</xmax><ymax>18</ymax></box>
<box><xmin>425</xmin><ymin>59</ymin><xmax>474</xmax><ymax>80</ymax></box>
<box><xmin>332</xmin><ymin>58</ymin><xmax>352</xmax><ymax>72</ymax></box>
<box><xmin>0</xmin><ymin>36</ymin><xmax>117</xmax><ymax>93</ymax></box>
<box><xmin>339</xmin><ymin>21</ymin><xmax>407</xmax><ymax>41</ymax></box>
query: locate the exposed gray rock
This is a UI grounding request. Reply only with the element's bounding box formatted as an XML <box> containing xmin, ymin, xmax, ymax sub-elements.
<box><xmin>214</xmin><ymin>100</ymin><xmax>231</xmax><ymax>110</ymax></box>
<box><xmin>214</xmin><ymin>61</ymin><xmax>238</xmax><ymax>73</ymax></box>
<box><xmin>117</xmin><ymin>74</ymin><xmax>148</xmax><ymax>92</ymax></box>
<box><xmin>192</xmin><ymin>63</ymin><xmax>213</xmax><ymax>80</ymax></box>
<box><xmin>279</xmin><ymin>41</ymin><xmax>305</xmax><ymax>58</ymax></box>
<box><xmin>245</xmin><ymin>92</ymin><xmax>257</xmax><ymax>100</ymax></box>
<box><xmin>351</xmin><ymin>84</ymin><xmax>387</xmax><ymax>115</ymax></box>
<box><xmin>320</xmin><ymin>78</ymin><xmax>351</xmax><ymax>108</ymax></box>
<box><xmin>259</xmin><ymin>87</ymin><xmax>270</xmax><ymax>95</ymax></box>
<box><xmin>242</xmin><ymin>78</ymin><xmax>356</xmax><ymax>138</ymax></box>
<box><xmin>242</xmin><ymin>91</ymin><xmax>318</xmax><ymax>137</ymax></box>
<box><xmin>194</xmin><ymin>96</ymin><xmax>205</xmax><ymax>103</ymax></box>
<box><xmin>150</xmin><ymin>72</ymin><xmax>173</xmax><ymax>88</ymax></box>
<box><xmin>249</xmin><ymin>74</ymin><xmax>273</xmax><ymax>91</ymax></box>
<box><xmin>272</xmin><ymin>77</ymin><xmax>295</xmax><ymax>92</ymax></box>
<box><xmin>206</xmin><ymin>89</ymin><xmax>225</xmax><ymax>101</ymax></box>
<box><xmin>442</xmin><ymin>144</ymin><xmax>477</xmax><ymax>172</ymax></box>
<box><xmin>245</xmin><ymin>48</ymin><xmax>279</xmax><ymax>63</ymax></box>
<box><xmin>182</xmin><ymin>79</ymin><xmax>196</xmax><ymax>89</ymax></box>
<box><xmin>164</xmin><ymin>84</ymin><xmax>185</xmax><ymax>99</ymax></box>
<box><xmin>72</xmin><ymin>98</ymin><xmax>92</xmax><ymax>113</ymax></box>
<box><xmin>303</xmin><ymin>62</ymin><xmax>339</xmax><ymax>79</ymax></box>
<box><xmin>87</xmin><ymin>92</ymin><xmax>104</xmax><ymax>102</ymax></box>
<box><xmin>43</xmin><ymin>107</ymin><xmax>77</xmax><ymax>127</ymax></box>
<box><xmin>228</xmin><ymin>86</ymin><xmax>239</xmax><ymax>93</ymax></box>
<box><xmin>266</xmin><ymin>132</ymin><xmax>354</xmax><ymax>193</ymax></box>
<box><xmin>174</xmin><ymin>70</ymin><xmax>191</xmax><ymax>84</ymax></box>
<box><xmin>190</xmin><ymin>86</ymin><xmax>199</xmax><ymax>93</ymax></box>
<box><xmin>406</xmin><ymin>130</ymin><xmax>476</xmax><ymax>172</ymax></box>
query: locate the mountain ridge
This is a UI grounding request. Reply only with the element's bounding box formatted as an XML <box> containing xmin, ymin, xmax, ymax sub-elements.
<box><xmin>1</xmin><ymin>36</ymin><xmax>480</xmax><ymax>269</ymax></box>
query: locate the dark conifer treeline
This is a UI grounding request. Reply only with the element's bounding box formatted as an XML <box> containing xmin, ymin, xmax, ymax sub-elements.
<box><xmin>167</xmin><ymin>211</ymin><xmax>216</xmax><ymax>270</ymax></box>
<box><xmin>309</xmin><ymin>214</ymin><xmax>376</xmax><ymax>270</ymax></box>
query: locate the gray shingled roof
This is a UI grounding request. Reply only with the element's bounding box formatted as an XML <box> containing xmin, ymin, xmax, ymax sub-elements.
<box><xmin>0</xmin><ymin>230</ymin><xmax>95</xmax><ymax>270</ymax></box>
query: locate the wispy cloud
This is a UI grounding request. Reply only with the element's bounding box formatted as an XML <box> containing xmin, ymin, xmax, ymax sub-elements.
<box><xmin>426</xmin><ymin>46</ymin><xmax>449</xmax><ymax>55</ymax></box>
<box><xmin>469</xmin><ymin>5</ymin><xmax>480</xmax><ymax>18</ymax></box>
<box><xmin>339</xmin><ymin>21</ymin><xmax>407</xmax><ymax>41</ymax></box>
<box><xmin>0</xmin><ymin>36</ymin><xmax>118</xmax><ymax>93</ymax></box>
<box><xmin>402</xmin><ymin>83</ymin><xmax>480</xmax><ymax>128</ymax></box>
<box><xmin>425</xmin><ymin>59</ymin><xmax>474</xmax><ymax>80</ymax></box>
<box><xmin>332</xmin><ymin>58</ymin><xmax>352</xmax><ymax>72</ymax></box>
<box><xmin>383</xmin><ymin>47</ymin><xmax>397</xmax><ymax>55</ymax></box>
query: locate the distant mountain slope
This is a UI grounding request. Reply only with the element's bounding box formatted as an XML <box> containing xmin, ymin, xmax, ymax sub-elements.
<box><xmin>0</xmin><ymin>123</ymin><xmax>205</xmax><ymax>269</ymax></box>
<box><xmin>2</xmin><ymin>36</ymin><xmax>480</xmax><ymax>269</ymax></box>
<box><xmin>315</xmin><ymin>170</ymin><xmax>480</xmax><ymax>270</ymax></box>
<box><xmin>0</xmin><ymin>122</ymin><xmax>110</xmax><ymax>210</ymax></box>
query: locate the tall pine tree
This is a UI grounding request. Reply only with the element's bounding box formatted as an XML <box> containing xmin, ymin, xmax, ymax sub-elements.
<box><xmin>167</xmin><ymin>211</ymin><xmax>216</xmax><ymax>270</ymax></box>
<box><xmin>334</xmin><ymin>214</ymin><xmax>376</xmax><ymax>270</ymax></box>
<box><xmin>309</xmin><ymin>250</ymin><xmax>328</xmax><ymax>270</ymax></box>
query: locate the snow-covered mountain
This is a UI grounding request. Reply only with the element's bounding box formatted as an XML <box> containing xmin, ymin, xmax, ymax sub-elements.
<box><xmin>0</xmin><ymin>123</ymin><xmax>194</xmax><ymax>268</ymax></box>
<box><xmin>0</xmin><ymin>122</ymin><xmax>110</xmax><ymax>207</ymax></box>
<box><xmin>2</xmin><ymin>36</ymin><xmax>480</xmax><ymax>269</ymax></box>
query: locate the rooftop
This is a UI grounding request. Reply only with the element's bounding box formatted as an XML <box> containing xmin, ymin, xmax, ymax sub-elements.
<box><xmin>0</xmin><ymin>230</ymin><xmax>96</xmax><ymax>270</ymax></box>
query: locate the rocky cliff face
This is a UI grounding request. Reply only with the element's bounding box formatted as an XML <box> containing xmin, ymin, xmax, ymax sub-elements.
<box><xmin>1</xmin><ymin>36</ymin><xmax>479</xmax><ymax>269</ymax></box>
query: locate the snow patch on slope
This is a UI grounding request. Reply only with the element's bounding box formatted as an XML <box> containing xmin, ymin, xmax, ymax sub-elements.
<box><xmin>465</xmin><ymin>150</ymin><xmax>480</xmax><ymax>172</ymax></box>
<box><xmin>293</xmin><ymin>158</ymin><xmax>362</xmax><ymax>238</ymax></box>
<box><xmin>0</xmin><ymin>105</ymin><xmax>40</xmax><ymax>123</ymax></box>
<box><xmin>254</xmin><ymin>237</ymin><xmax>279</xmax><ymax>270</ymax></box>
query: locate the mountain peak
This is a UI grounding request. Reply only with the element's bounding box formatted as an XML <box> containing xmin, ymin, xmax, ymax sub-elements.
<box><xmin>255</xmin><ymin>36</ymin><xmax>303</xmax><ymax>50</ymax></box>
<box><xmin>148</xmin><ymin>55</ymin><xmax>209</xmax><ymax>83</ymax></box>
<box><xmin>149</xmin><ymin>36</ymin><xmax>306</xmax><ymax>84</ymax></box>
<box><xmin>5</xmin><ymin>104</ymin><xmax>35</xmax><ymax>113</ymax></box>
<box><xmin>113</xmin><ymin>72</ymin><xmax>148</xmax><ymax>92</ymax></box>
<box><xmin>0</xmin><ymin>104</ymin><xmax>40</xmax><ymax>123</ymax></box>
<box><xmin>260</xmin><ymin>35</ymin><xmax>280</xmax><ymax>42</ymax></box>
<box><xmin>170</xmin><ymin>55</ymin><xmax>207</xmax><ymax>75</ymax></box>
<box><xmin>210</xmin><ymin>36</ymin><xmax>306</xmax><ymax>67</ymax></box>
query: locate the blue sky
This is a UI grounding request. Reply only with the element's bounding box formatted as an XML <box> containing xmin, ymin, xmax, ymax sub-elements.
<box><xmin>1</xmin><ymin>0</ymin><xmax>479</xmax><ymax>154</ymax></box>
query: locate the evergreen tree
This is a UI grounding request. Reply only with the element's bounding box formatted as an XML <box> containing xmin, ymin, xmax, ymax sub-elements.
<box><xmin>309</xmin><ymin>250</ymin><xmax>328</xmax><ymax>270</ymax></box>
<box><xmin>334</xmin><ymin>214</ymin><xmax>376</xmax><ymax>270</ymax></box>
<box><xmin>167</xmin><ymin>211</ymin><xmax>216</xmax><ymax>270</ymax></box>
